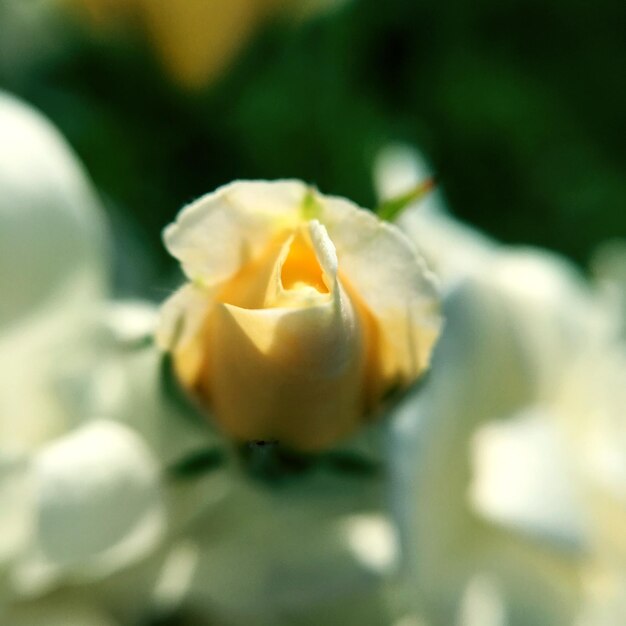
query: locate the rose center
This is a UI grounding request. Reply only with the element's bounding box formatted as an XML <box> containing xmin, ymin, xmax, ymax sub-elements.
<box><xmin>280</xmin><ymin>231</ymin><xmax>329</xmax><ymax>295</ymax></box>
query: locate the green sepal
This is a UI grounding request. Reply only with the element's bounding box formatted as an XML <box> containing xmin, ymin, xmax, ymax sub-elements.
<box><xmin>167</xmin><ymin>447</ymin><xmax>225</xmax><ymax>479</ymax></box>
<box><xmin>375</xmin><ymin>178</ymin><xmax>435</xmax><ymax>222</ymax></box>
<box><xmin>321</xmin><ymin>451</ymin><xmax>381</xmax><ymax>477</ymax></box>
<box><xmin>159</xmin><ymin>352</ymin><xmax>208</xmax><ymax>430</ymax></box>
<box><xmin>300</xmin><ymin>186</ymin><xmax>323</xmax><ymax>220</ymax></box>
<box><xmin>236</xmin><ymin>440</ymin><xmax>316</xmax><ymax>485</ymax></box>
<box><xmin>234</xmin><ymin>427</ymin><xmax>385</xmax><ymax>486</ymax></box>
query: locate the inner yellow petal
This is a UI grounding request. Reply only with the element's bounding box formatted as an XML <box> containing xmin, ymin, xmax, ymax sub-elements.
<box><xmin>216</xmin><ymin>236</ymin><xmax>284</xmax><ymax>309</ymax></box>
<box><xmin>280</xmin><ymin>230</ymin><xmax>329</xmax><ymax>294</ymax></box>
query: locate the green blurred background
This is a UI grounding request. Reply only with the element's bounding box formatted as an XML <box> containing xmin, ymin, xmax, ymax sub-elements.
<box><xmin>1</xmin><ymin>0</ymin><xmax>624</xmax><ymax>296</ymax></box>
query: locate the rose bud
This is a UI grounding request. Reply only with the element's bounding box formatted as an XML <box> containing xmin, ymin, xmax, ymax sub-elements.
<box><xmin>157</xmin><ymin>181</ymin><xmax>441</xmax><ymax>452</ymax></box>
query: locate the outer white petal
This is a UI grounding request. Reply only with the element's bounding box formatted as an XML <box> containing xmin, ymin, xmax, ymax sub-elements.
<box><xmin>18</xmin><ymin>420</ymin><xmax>165</xmax><ymax>586</ymax></box>
<box><xmin>319</xmin><ymin>193</ymin><xmax>442</xmax><ymax>379</ymax></box>
<box><xmin>0</xmin><ymin>90</ymin><xmax>109</xmax><ymax>331</ymax></box>
<box><xmin>163</xmin><ymin>179</ymin><xmax>307</xmax><ymax>283</ymax></box>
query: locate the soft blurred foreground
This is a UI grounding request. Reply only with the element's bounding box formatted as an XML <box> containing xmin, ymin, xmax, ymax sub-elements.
<box><xmin>0</xmin><ymin>1</ymin><xmax>625</xmax><ymax>625</ymax></box>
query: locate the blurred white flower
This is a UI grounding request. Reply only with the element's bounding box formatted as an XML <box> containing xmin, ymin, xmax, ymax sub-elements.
<box><xmin>151</xmin><ymin>470</ymin><xmax>400</xmax><ymax>626</ymax></box>
<box><xmin>0</xmin><ymin>90</ymin><xmax>108</xmax><ymax>331</ymax></box>
<box><xmin>14</xmin><ymin>420</ymin><xmax>164</xmax><ymax>588</ymax></box>
<box><xmin>0</xmin><ymin>93</ymin><xmax>165</xmax><ymax>614</ymax></box>
<box><xmin>0</xmin><ymin>90</ymin><xmax>109</xmax><ymax>452</ymax></box>
<box><xmin>377</xmin><ymin>144</ymin><xmax>621</xmax><ymax>626</ymax></box>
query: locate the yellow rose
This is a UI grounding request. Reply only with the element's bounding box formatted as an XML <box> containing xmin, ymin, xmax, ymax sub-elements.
<box><xmin>157</xmin><ymin>180</ymin><xmax>441</xmax><ymax>451</ymax></box>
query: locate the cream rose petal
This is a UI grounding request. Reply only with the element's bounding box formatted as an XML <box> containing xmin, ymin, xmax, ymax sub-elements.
<box><xmin>156</xmin><ymin>282</ymin><xmax>213</xmax><ymax>350</ymax></box>
<box><xmin>319</xmin><ymin>193</ymin><xmax>441</xmax><ymax>380</ymax></box>
<box><xmin>163</xmin><ymin>180</ymin><xmax>308</xmax><ymax>284</ymax></box>
<box><xmin>156</xmin><ymin>282</ymin><xmax>218</xmax><ymax>388</ymax></box>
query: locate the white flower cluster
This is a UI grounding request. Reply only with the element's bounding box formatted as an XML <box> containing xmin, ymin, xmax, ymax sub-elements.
<box><xmin>0</xmin><ymin>95</ymin><xmax>623</xmax><ymax>626</ymax></box>
<box><xmin>377</xmin><ymin>145</ymin><xmax>626</xmax><ymax>626</ymax></box>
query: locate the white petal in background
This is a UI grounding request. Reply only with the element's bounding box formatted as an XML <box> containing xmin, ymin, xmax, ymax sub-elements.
<box><xmin>0</xmin><ymin>91</ymin><xmax>110</xmax><ymax>454</ymax></box>
<box><xmin>12</xmin><ymin>420</ymin><xmax>165</xmax><ymax>595</ymax></box>
<box><xmin>491</xmin><ymin>249</ymin><xmax>608</xmax><ymax>402</ymax></box>
<box><xmin>390</xmin><ymin>273</ymin><xmax>584</xmax><ymax>626</ymax></box>
<box><xmin>0</xmin><ymin>90</ymin><xmax>109</xmax><ymax>331</ymax></box>
<box><xmin>379</xmin><ymin>146</ymin><xmax>599</xmax><ymax>625</ymax></box>
<box><xmin>0</xmin><ymin>93</ymin><xmax>172</xmax><ymax>622</ymax></box>
<box><xmin>470</xmin><ymin>407</ymin><xmax>587</xmax><ymax>549</ymax></box>
<box><xmin>91</xmin><ymin>302</ymin><xmax>231</xmax><ymax>533</ymax></box>
<box><xmin>93</xmin><ymin>300</ymin><xmax>223</xmax><ymax>465</ymax></box>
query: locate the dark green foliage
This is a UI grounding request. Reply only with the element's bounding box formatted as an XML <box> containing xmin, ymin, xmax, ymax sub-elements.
<box><xmin>1</xmin><ymin>0</ymin><xmax>623</xmax><ymax>295</ymax></box>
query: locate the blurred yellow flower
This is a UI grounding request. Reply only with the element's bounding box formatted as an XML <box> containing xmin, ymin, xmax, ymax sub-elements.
<box><xmin>157</xmin><ymin>180</ymin><xmax>441</xmax><ymax>451</ymax></box>
<box><xmin>64</xmin><ymin>0</ymin><xmax>337</xmax><ymax>88</ymax></box>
